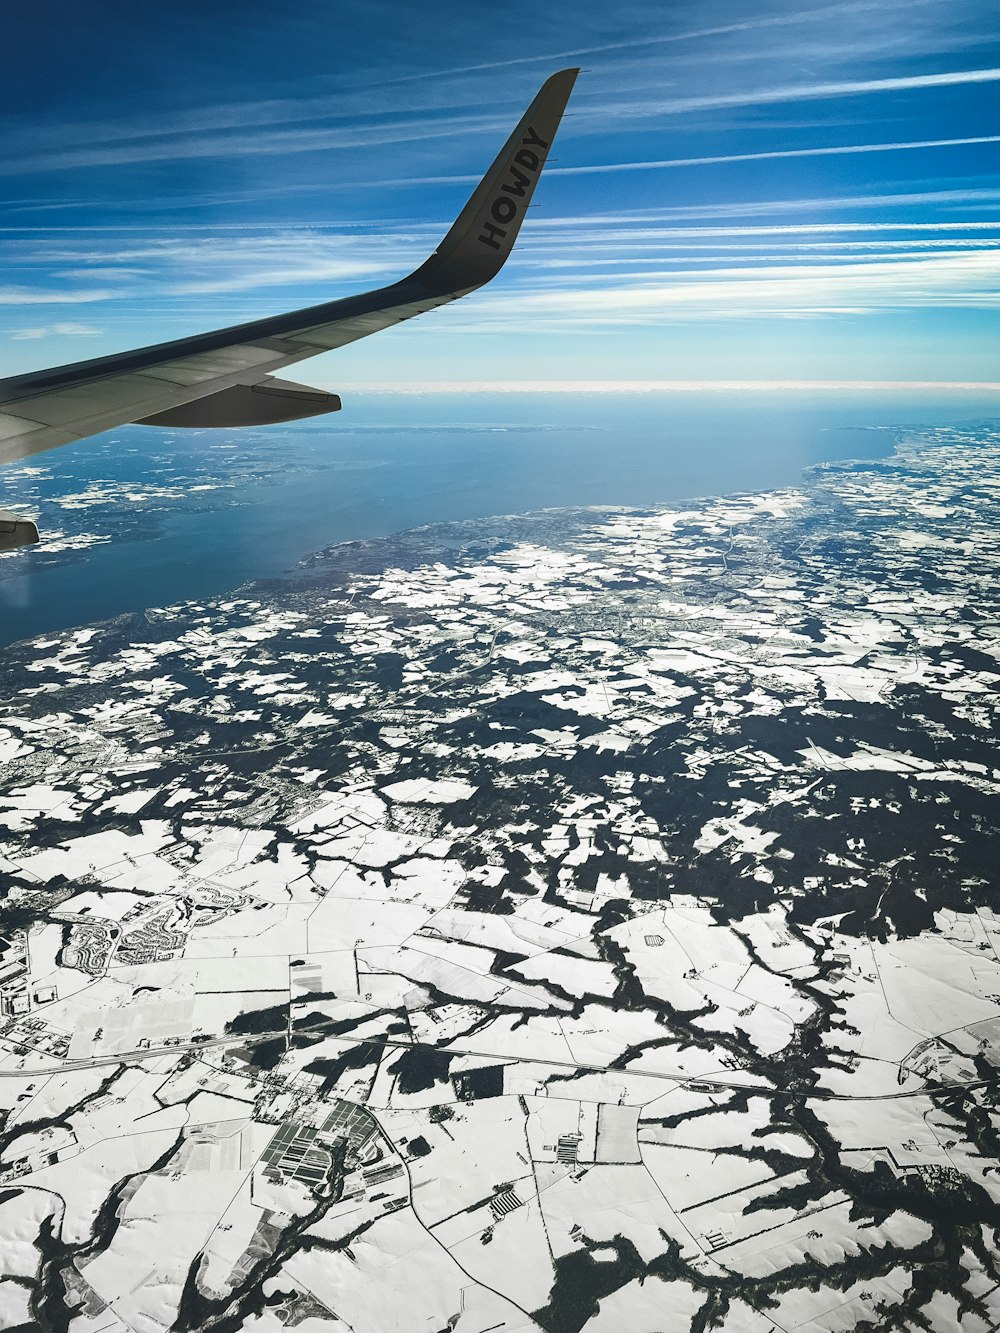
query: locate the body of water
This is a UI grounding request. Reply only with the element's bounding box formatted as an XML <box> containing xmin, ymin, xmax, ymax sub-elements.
<box><xmin>0</xmin><ymin>388</ymin><xmax>997</xmax><ymax>646</ymax></box>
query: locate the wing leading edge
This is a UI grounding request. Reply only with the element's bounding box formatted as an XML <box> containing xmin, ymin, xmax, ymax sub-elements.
<box><xmin>0</xmin><ymin>68</ymin><xmax>578</xmax><ymax>549</ymax></box>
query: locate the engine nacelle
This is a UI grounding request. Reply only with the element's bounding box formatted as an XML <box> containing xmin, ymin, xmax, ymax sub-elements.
<box><xmin>0</xmin><ymin>508</ymin><xmax>39</xmax><ymax>551</ymax></box>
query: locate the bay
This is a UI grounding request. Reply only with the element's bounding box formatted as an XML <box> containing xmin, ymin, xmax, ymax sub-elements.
<box><xmin>0</xmin><ymin>388</ymin><xmax>997</xmax><ymax>647</ymax></box>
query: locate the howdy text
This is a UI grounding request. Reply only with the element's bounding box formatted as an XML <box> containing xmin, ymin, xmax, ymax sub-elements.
<box><xmin>477</xmin><ymin>126</ymin><xmax>549</xmax><ymax>251</ymax></box>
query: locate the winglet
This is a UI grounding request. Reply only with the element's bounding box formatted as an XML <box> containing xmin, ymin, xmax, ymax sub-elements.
<box><xmin>412</xmin><ymin>68</ymin><xmax>579</xmax><ymax>294</ymax></box>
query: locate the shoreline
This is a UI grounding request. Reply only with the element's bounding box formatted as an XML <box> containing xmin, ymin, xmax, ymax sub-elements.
<box><xmin>0</xmin><ymin>412</ymin><xmax>991</xmax><ymax>652</ymax></box>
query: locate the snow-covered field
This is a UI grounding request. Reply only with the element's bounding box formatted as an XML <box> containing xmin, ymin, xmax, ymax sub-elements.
<box><xmin>0</xmin><ymin>427</ymin><xmax>999</xmax><ymax>1330</ymax></box>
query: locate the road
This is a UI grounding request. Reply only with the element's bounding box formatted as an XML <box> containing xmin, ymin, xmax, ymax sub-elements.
<box><xmin>0</xmin><ymin>1028</ymin><xmax>992</xmax><ymax>1103</ymax></box>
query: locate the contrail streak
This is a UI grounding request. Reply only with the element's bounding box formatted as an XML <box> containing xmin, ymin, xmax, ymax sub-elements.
<box><xmin>547</xmin><ymin>134</ymin><xmax>1000</xmax><ymax>177</ymax></box>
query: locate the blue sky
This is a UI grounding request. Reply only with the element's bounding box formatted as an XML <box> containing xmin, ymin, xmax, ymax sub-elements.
<box><xmin>2</xmin><ymin>0</ymin><xmax>999</xmax><ymax>386</ymax></box>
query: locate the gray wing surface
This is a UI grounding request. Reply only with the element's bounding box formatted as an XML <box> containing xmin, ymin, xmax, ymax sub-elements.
<box><xmin>0</xmin><ymin>68</ymin><xmax>578</xmax><ymax>548</ymax></box>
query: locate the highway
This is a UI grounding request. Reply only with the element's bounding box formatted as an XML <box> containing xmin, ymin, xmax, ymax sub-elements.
<box><xmin>0</xmin><ymin>1029</ymin><xmax>991</xmax><ymax>1104</ymax></box>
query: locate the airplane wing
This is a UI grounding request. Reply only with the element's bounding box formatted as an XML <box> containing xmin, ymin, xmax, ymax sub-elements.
<box><xmin>0</xmin><ymin>68</ymin><xmax>579</xmax><ymax>549</ymax></box>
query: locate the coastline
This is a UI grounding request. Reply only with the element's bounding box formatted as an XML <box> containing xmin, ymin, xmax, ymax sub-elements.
<box><xmin>0</xmin><ymin>401</ymin><xmax>996</xmax><ymax>651</ymax></box>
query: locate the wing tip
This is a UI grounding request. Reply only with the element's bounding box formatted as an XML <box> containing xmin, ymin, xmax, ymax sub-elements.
<box><xmin>411</xmin><ymin>66</ymin><xmax>580</xmax><ymax>293</ymax></box>
<box><xmin>537</xmin><ymin>67</ymin><xmax>581</xmax><ymax>100</ymax></box>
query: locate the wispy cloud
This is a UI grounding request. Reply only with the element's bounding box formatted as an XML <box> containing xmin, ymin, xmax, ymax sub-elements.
<box><xmin>171</xmin><ymin>257</ymin><xmax>391</xmax><ymax>295</ymax></box>
<box><xmin>615</xmin><ymin>65</ymin><xmax>1000</xmax><ymax>117</ymax></box>
<box><xmin>4</xmin><ymin>200</ymin><xmax>999</xmax><ymax>327</ymax></box>
<box><xmin>0</xmin><ymin>287</ymin><xmax>114</xmax><ymax>306</ymax></box>
<box><xmin>0</xmin><ymin>2</ymin><xmax>928</xmax><ymax>159</ymax></box>
<box><xmin>533</xmin><ymin>239</ymin><xmax>1000</xmax><ymax>262</ymax></box>
<box><xmin>437</xmin><ymin>250</ymin><xmax>1000</xmax><ymax>326</ymax></box>
<box><xmin>0</xmin><ymin>110</ymin><xmax>504</xmax><ymax>175</ymax></box>
<box><xmin>542</xmin><ymin>221</ymin><xmax>1000</xmax><ymax>236</ymax></box>
<box><xmin>375</xmin><ymin>0</ymin><xmax>962</xmax><ymax>92</ymax></box>
<box><xmin>528</xmin><ymin>189</ymin><xmax>1000</xmax><ymax>227</ymax></box>
<box><xmin>0</xmin><ymin>233</ymin><xmax>416</xmax><ymax>311</ymax></box>
<box><xmin>9</xmin><ymin>322</ymin><xmax>102</xmax><ymax>340</ymax></box>
<box><xmin>6</xmin><ymin>54</ymin><xmax>997</xmax><ymax>176</ymax></box>
<box><xmin>313</xmin><ymin>133</ymin><xmax>1000</xmax><ymax>191</ymax></box>
<box><xmin>54</xmin><ymin>267</ymin><xmax>152</xmax><ymax>280</ymax></box>
<box><xmin>548</xmin><ymin>134</ymin><xmax>1000</xmax><ymax>177</ymax></box>
<box><xmin>366</xmin><ymin>1</ymin><xmax>900</xmax><ymax>82</ymax></box>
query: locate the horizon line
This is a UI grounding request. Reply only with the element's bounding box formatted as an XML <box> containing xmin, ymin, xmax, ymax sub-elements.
<box><xmin>330</xmin><ymin>380</ymin><xmax>1000</xmax><ymax>394</ymax></box>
